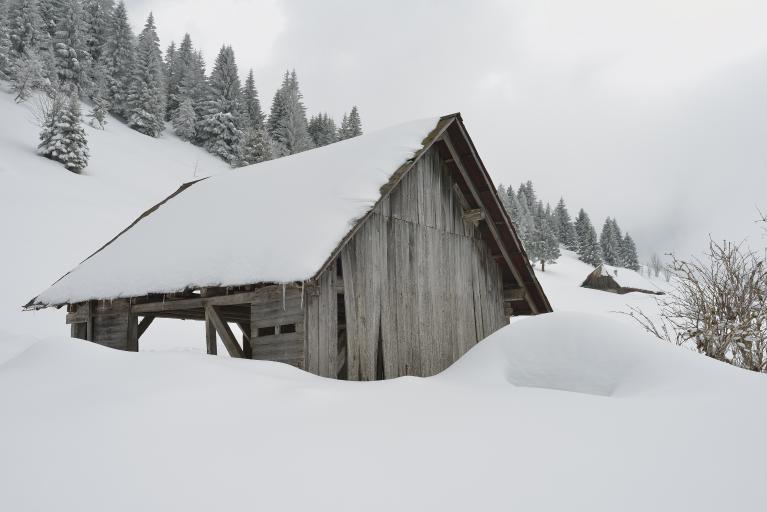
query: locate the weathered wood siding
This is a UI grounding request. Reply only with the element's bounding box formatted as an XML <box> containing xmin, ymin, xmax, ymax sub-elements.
<box><xmin>250</xmin><ymin>287</ymin><xmax>305</xmax><ymax>368</ymax></box>
<box><xmin>68</xmin><ymin>300</ymin><xmax>137</xmax><ymax>350</ymax></box>
<box><xmin>322</xmin><ymin>146</ymin><xmax>508</xmax><ymax>380</ymax></box>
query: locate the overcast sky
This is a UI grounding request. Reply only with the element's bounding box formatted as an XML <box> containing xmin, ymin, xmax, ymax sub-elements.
<box><xmin>125</xmin><ymin>0</ymin><xmax>767</xmax><ymax>259</ymax></box>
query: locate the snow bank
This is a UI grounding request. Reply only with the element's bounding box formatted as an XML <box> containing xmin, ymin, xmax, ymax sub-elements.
<box><xmin>1</xmin><ymin>313</ymin><xmax>765</xmax><ymax>512</ymax></box>
<box><xmin>442</xmin><ymin>312</ymin><xmax>741</xmax><ymax>397</ymax></box>
<box><xmin>31</xmin><ymin>116</ymin><xmax>440</xmax><ymax>307</ymax></box>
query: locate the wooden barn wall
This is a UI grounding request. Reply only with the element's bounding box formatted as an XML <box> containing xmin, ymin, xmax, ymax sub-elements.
<box><xmin>83</xmin><ymin>300</ymin><xmax>137</xmax><ymax>351</ymax></box>
<box><xmin>251</xmin><ymin>287</ymin><xmax>305</xmax><ymax>369</ymax></box>
<box><xmin>323</xmin><ymin>146</ymin><xmax>508</xmax><ymax>380</ymax></box>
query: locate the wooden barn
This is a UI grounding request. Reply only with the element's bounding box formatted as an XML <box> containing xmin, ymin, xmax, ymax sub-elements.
<box><xmin>582</xmin><ymin>264</ymin><xmax>664</xmax><ymax>295</ymax></box>
<box><xmin>25</xmin><ymin>113</ymin><xmax>551</xmax><ymax>380</ymax></box>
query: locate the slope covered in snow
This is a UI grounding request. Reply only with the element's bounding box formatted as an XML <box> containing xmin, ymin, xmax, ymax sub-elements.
<box><xmin>0</xmin><ymin>85</ymin><xmax>230</xmax><ymax>344</ymax></box>
<box><xmin>532</xmin><ymin>249</ymin><xmax>667</xmax><ymax>327</ymax></box>
<box><xmin>0</xmin><ymin>312</ymin><xmax>765</xmax><ymax>512</ymax></box>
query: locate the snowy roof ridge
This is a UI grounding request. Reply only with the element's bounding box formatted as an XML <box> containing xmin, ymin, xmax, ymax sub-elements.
<box><xmin>26</xmin><ymin>115</ymin><xmax>457</xmax><ymax>308</ymax></box>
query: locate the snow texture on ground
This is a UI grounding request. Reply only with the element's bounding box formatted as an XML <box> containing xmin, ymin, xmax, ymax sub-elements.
<box><xmin>0</xmin><ymin>312</ymin><xmax>765</xmax><ymax>512</ymax></box>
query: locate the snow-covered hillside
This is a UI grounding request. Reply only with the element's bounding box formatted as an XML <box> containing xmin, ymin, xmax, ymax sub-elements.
<box><xmin>0</xmin><ymin>85</ymin><xmax>230</xmax><ymax>348</ymax></box>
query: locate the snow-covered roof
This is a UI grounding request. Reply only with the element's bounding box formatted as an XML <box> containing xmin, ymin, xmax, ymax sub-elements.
<box><xmin>28</xmin><ymin>116</ymin><xmax>448</xmax><ymax>307</ymax></box>
<box><xmin>595</xmin><ymin>264</ymin><xmax>662</xmax><ymax>293</ymax></box>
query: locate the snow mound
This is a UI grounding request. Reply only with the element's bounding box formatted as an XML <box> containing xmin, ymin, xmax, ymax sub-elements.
<box><xmin>441</xmin><ymin>312</ymin><xmax>743</xmax><ymax>396</ymax></box>
<box><xmin>1</xmin><ymin>314</ymin><xmax>766</xmax><ymax>512</ymax></box>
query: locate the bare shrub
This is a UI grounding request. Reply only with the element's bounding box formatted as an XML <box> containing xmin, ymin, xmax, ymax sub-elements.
<box><xmin>647</xmin><ymin>253</ymin><xmax>663</xmax><ymax>278</ymax></box>
<box><xmin>628</xmin><ymin>238</ymin><xmax>767</xmax><ymax>372</ymax></box>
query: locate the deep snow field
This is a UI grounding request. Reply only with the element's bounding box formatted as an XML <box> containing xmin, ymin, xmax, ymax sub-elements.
<box><xmin>1</xmin><ymin>86</ymin><xmax>765</xmax><ymax>511</ymax></box>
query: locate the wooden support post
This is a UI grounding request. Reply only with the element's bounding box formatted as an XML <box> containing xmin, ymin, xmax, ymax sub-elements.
<box><xmin>205</xmin><ymin>304</ymin><xmax>244</xmax><ymax>358</ymax></box>
<box><xmin>137</xmin><ymin>315</ymin><xmax>155</xmax><ymax>339</ymax></box>
<box><xmin>127</xmin><ymin>314</ymin><xmax>138</xmax><ymax>352</ymax></box>
<box><xmin>205</xmin><ymin>309</ymin><xmax>217</xmax><ymax>355</ymax></box>
<box><xmin>237</xmin><ymin>320</ymin><xmax>252</xmax><ymax>359</ymax></box>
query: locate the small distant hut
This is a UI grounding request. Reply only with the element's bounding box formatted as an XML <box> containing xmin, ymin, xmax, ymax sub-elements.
<box><xmin>25</xmin><ymin>113</ymin><xmax>552</xmax><ymax>380</ymax></box>
<box><xmin>582</xmin><ymin>264</ymin><xmax>664</xmax><ymax>295</ymax></box>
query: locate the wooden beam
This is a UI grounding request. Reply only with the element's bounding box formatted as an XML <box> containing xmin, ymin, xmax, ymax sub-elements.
<box><xmin>205</xmin><ymin>304</ymin><xmax>244</xmax><ymax>358</ymax></box>
<box><xmin>132</xmin><ymin>287</ymin><xmax>299</xmax><ymax>314</ymax></box>
<box><xmin>441</xmin><ymin>133</ymin><xmax>538</xmax><ymax>314</ymax></box>
<box><xmin>503</xmin><ymin>288</ymin><xmax>527</xmax><ymax>302</ymax></box>
<box><xmin>137</xmin><ymin>315</ymin><xmax>155</xmax><ymax>339</ymax></box>
<box><xmin>237</xmin><ymin>320</ymin><xmax>252</xmax><ymax>359</ymax></box>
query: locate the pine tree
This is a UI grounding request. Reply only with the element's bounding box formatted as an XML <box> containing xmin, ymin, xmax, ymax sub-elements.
<box><xmin>536</xmin><ymin>218</ymin><xmax>561</xmax><ymax>271</ymax></box>
<box><xmin>609</xmin><ymin>218</ymin><xmax>625</xmax><ymax>266</ymax></box>
<box><xmin>574</xmin><ymin>209</ymin><xmax>602</xmax><ymax>266</ymax></box>
<box><xmin>7</xmin><ymin>0</ymin><xmax>45</xmax><ymax>58</ymax></box>
<box><xmin>338</xmin><ymin>105</ymin><xmax>362</xmax><ymax>140</ymax></box>
<box><xmin>81</xmin><ymin>0</ymin><xmax>112</xmax><ymax>64</ymax></box>
<box><xmin>52</xmin><ymin>0</ymin><xmax>89</xmax><ymax>92</ymax></box>
<box><xmin>241</xmin><ymin>68</ymin><xmax>264</xmax><ymax>130</ymax></box>
<box><xmin>267</xmin><ymin>69</ymin><xmax>313</xmax><ymax>156</ymax></box>
<box><xmin>238</xmin><ymin>127</ymin><xmax>272</xmax><ymax>166</ymax></box>
<box><xmin>553</xmin><ymin>197</ymin><xmax>578</xmax><ymax>250</ymax></box>
<box><xmin>38</xmin><ymin>92</ymin><xmax>89</xmax><ymax>172</ymax></box>
<box><xmin>164</xmin><ymin>33</ymin><xmax>193</xmax><ymax>119</ymax></box>
<box><xmin>514</xmin><ymin>188</ymin><xmax>535</xmax><ymax>251</ymax></box>
<box><xmin>86</xmin><ymin>61</ymin><xmax>109</xmax><ymax>127</ymax></box>
<box><xmin>179</xmin><ymin>49</ymin><xmax>208</xmax><ymax>118</ymax></box>
<box><xmin>101</xmin><ymin>1</ymin><xmax>133</xmax><ymax>116</ymax></box>
<box><xmin>195</xmin><ymin>45</ymin><xmax>243</xmax><ymax>164</ymax></box>
<box><xmin>171</xmin><ymin>96</ymin><xmax>196</xmax><ymax>140</ymax></box>
<box><xmin>600</xmin><ymin>218</ymin><xmax>622</xmax><ymax>266</ymax></box>
<box><xmin>126</xmin><ymin>12</ymin><xmax>165</xmax><ymax>137</ymax></box>
<box><xmin>621</xmin><ymin>233</ymin><xmax>640</xmax><ymax>271</ymax></box>
<box><xmin>308</xmin><ymin>112</ymin><xmax>337</xmax><ymax>147</ymax></box>
<box><xmin>0</xmin><ymin>0</ymin><xmax>12</xmax><ymax>78</ymax></box>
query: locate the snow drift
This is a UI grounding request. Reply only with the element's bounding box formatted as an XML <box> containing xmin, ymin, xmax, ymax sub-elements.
<box><xmin>0</xmin><ymin>312</ymin><xmax>765</xmax><ymax>512</ymax></box>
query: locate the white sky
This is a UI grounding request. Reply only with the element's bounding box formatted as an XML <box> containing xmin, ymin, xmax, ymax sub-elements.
<box><xmin>125</xmin><ymin>0</ymin><xmax>767</xmax><ymax>259</ymax></box>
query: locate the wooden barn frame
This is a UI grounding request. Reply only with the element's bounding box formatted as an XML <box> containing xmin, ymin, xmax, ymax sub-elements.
<box><xmin>26</xmin><ymin>114</ymin><xmax>552</xmax><ymax>380</ymax></box>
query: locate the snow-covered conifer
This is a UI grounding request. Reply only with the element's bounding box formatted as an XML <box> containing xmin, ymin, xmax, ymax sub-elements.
<box><xmin>621</xmin><ymin>233</ymin><xmax>640</xmax><ymax>271</ymax></box>
<box><xmin>101</xmin><ymin>1</ymin><xmax>134</xmax><ymax>116</ymax></box>
<box><xmin>238</xmin><ymin>127</ymin><xmax>272</xmax><ymax>166</ymax></box>
<box><xmin>195</xmin><ymin>44</ymin><xmax>243</xmax><ymax>164</ymax></box>
<box><xmin>171</xmin><ymin>96</ymin><xmax>196</xmax><ymax>140</ymax></box>
<box><xmin>81</xmin><ymin>0</ymin><xmax>112</xmax><ymax>64</ymax></box>
<box><xmin>600</xmin><ymin>218</ymin><xmax>623</xmax><ymax>266</ymax></box>
<box><xmin>308</xmin><ymin>112</ymin><xmax>337</xmax><ymax>147</ymax></box>
<box><xmin>126</xmin><ymin>12</ymin><xmax>165</xmax><ymax>136</ymax></box>
<box><xmin>38</xmin><ymin>91</ymin><xmax>89</xmax><ymax>172</ymax></box>
<box><xmin>7</xmin><ymin>0</ymin><xmax>45</xmax><ymax>58</ymax></box>
<box><xmin>574</xmin><ymin>209</ymin><xmax>602</xmax><ymax>266</ymax></box>
<box><xmin>0</xmin><ymin>0</ymin><xmax>11</xmax><ymax>78</ymax></box>
<box><xmin>536</xmin><ymin>218</ymin><xmax>561</xmax><ymax>271</ymax></box>
<box><xmin>52</xmin><ymin>0</ymin><xmax>89</xmax><ymax>92</ymax></box>
<box><xmin>241</xmin><ymin>68</ymin><xmax>264</xmax><ymax>130</ymax></box>
<box><xmin>553</xmin><ymin>197</ymin><xmax>578</xmax><ymax>250</ymax></box>
<box><xmin>164</xmin><ymin>33</ymin><xmax>193</xmax><ymax>118</ymax></box>
<box><xmin>267</xmin><ymin>70</ymin><xmax>313</xmax><ymax>156</ymax></box>
<box><xmin>338</xmin><ymin>105</ymin><xmax>362</xmax><ymax>140</ymax></box>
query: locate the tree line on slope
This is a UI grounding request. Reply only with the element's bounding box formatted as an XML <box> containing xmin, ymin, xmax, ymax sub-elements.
<box><xmin>0</xmin><ymin>0</ymin><xmax>363</xmax><ymax>172</ymax></box>
<box><xmin>497</xmin><ymin>181</ymin><xmax>640</xmax><ymax>272</ymax></box>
